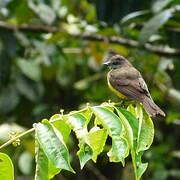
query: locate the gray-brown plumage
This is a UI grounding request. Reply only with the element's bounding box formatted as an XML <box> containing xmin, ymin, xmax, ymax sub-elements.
<box><xmin>104</xmin><ymin>54</ymin><xmax>165</xmax><ymax>117</ymax></box>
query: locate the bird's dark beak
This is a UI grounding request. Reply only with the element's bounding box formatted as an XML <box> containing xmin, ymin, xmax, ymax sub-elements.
<box><xmin>103</xmin><ymin>61</ymin><xmax>111</xmax><ymax>66</ymax></box>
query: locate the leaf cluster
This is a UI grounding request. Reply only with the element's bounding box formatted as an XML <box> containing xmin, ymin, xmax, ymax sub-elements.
<box><xmin>0</xmin><ymin>102</ymin><xmax>154</xmax><ymax>180</ymax></box>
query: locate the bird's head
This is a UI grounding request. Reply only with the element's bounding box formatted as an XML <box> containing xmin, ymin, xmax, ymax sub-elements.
<box><xmin>103</xmin><ymin>55</ymin><xmax>129</xmax><ymax>69</ymax></box>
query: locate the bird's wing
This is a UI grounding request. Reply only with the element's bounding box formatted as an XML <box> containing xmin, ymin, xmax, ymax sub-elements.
<box><xmin>109</xmin><ymin>68</ymin><xmax>151</xmax><ymax>102</ymax></box>
<box><xmin>129</xmin><ymin>75</ymin><xmax>151</xmax><ymax>97</ymax></box>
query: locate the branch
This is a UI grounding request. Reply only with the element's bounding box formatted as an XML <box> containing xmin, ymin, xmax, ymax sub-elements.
<box><xmin>0</xmin><ymin>128</ymin><xmax>34</xmax><ymax>150</ymax></box>
<box><xmin>0</xmin><ymin>21</ymin><xmax>180</xmax><ymax>56</ymax></box>
<box><xmin>0</xmin><ymin>21</ymin><xmax>59</xmax><ymax>33</ymax></box>
<box><xmin>0</xmin><ymin>100</ymin><xmax>180</xmax><ymax>150</ymax></box>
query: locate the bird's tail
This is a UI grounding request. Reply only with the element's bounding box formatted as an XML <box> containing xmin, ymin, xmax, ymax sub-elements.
<box><xmin>142</xmin><ymin>96</ymin><xmax>165</xmax><ymax>117</ymax></box>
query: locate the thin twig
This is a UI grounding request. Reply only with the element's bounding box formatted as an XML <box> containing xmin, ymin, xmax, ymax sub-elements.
<box><xmin>0</xmin><ymin>128</ymin><xmax>34</xmax><ymax>150</ymax></box>
<box><xmin>0</xmin><ymin>21</ymin><xmax>180</xmax><ymax>56</ymax></box>
<box><xmin>0</xmin><ymin>115</ymin><xmax>63</xmax><ymax>150</ymax></box>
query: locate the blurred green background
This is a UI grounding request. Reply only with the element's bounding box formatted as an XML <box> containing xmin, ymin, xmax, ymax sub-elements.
<box><xmin>0</xmin><ymin>0</ymin><xmax>180</xmax><ymax>179</ymax></box>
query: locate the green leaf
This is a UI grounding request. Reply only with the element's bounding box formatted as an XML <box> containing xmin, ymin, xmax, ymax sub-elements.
<box><xmin>135</xmin><ymin>105</ymin><xmax>154</xmax><ymax>152</ymax></box>
<box><xmin>127</xmin><ymin>105</ymin><xmax>137</xmax><ymax>117</ymax></box>
<box><xmin>50</xmin><ymin>114</ymin><xmax>71</xmax><ymax>143</ymax></box>
<box><xmin>91</xmin><ymin>106</ymin><xmax>128</xmax><ymax>165</ymax></box>
<box><xmin>108</xmin><ymin>136</ymin><xmax>128</xmax><ymax>165</ymax></box>
<box><xmin>9</xmin><ymin>1</ymin><xmax>34</xmax><ymax>24</ymax></box>
<box><xmin>17</xmin><ymin>59</ymin><xmax>41</xmax><ymax>82</ymax></box>
<box><xmin>80</xmin><ymin>109</ymin><xmax>93</xmax><ymax>122</ymax></box>
<box><xmin>136</xmin><ymin>105</ymin><xmax>143</xmax><ymax>151</ymax></box>
<box><xmin>121</xmin><ymin>105</ymin><xmax>151</xmax><ymax>180</ymax></box>
<box><xmin>91</xmin><ymin>107</ymin><xmax>122</xmax><ymax>136</ymax></box>
<box><xmin>131</xmin><ymin>151</ymin><xmax>148</xmax><ymax>180</ymax></box>
<box><xmin>35</xmin><ymin>139</ymin><xmax>49</xmax><ymax>180</ymax></box>
<box><xmin>87</xmin><ymin>127</ymin><xmax>108</xmax><ymax>162</ymax></box>
<box><xmin>77</xmin><ymin>143</ymin><xmax>93</xmax><ymax>169</ymax></box>
<box><xmin>35</xmin><ymin>122</ymin><xmax>61</xmax><ymax>180</ymax></box>
<box><xmin>116</xmin><ymin>107</ymin><xmax>139</xmax><ymax>141</ymax></box>
<box><xmin>0</xmin><ymin>153</ymin><xmax>14</xmax><ymax>180</ymax></box>
<box><xmin>139</xmin><ymin>9</ymin><xmax>173</xmax><ymax>45</ymax></box>
<box><xmin>152</xmin><ymin>0</ymin><xmax>173</xmax><ymax>13</ymax></box>
<box><xmin>65</xmin><ymin>113</ymin><xmax>89</xmax><ymax>140</ymax></box>
<box><xmin>37</xmin><ymin>4</ymin><xmax>56</xmax><ymax>25</ymax></box>
<box><xmin>28</xmin><ymin>2</ymin><xmax>56</xmax><ymax>25</ymax></box>
<box><xmin>34</xmin><ymin>120</ymin><xmax>74</xmax><ymax>173</ymax></box>
<box><xmin>115</xmin><ymin>107</ymin><xmax>134</xmax><ymax>148</ymax></box>
<box><xmin>35</xmin><ymin>140</ymin><xmax>61</xmax><ymax>180</ymax></box>
<box><xmin>65</xmin><ymin>113</ymin><xmax>92</xmax><ymax>168</ymax></box>
<box><xmin>121</xmin><ymin>10</ymin><xmax>150</xmax><ymax>24</ymax></box>
<box><xmin>48</xmin><ymin>160</ymin><xmax>61</xmax><ymax>179</ymax></box>
<box><xmin>115</xmin><ymin>106</ymin><xmax>148</xmax><ymax>179</ymax></box>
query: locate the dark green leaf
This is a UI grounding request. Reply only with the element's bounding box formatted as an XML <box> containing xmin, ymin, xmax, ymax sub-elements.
<box><xmin>8</xmin><ymin>1</ymin><xmax>35</xmax><ymax>23</ymax></box>
<box><xmin>116</xmin><ymin>107</ymin><xmax>139</xmax><ymax>141</ymax></box>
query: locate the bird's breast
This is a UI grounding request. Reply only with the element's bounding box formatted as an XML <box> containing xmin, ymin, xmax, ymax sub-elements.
<box><xmin>107</xmin><ymin>72</ymin><xmax>129</xmax><ymax>100</ymax></box>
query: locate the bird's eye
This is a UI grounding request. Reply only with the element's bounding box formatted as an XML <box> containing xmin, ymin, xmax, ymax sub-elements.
<box><xmin>112</xmin><ymin>61</ymin><xmax>119</xmax><ymax>65</ymax></box>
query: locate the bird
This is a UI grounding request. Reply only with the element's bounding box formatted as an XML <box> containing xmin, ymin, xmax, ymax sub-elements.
<box><xmin>104</xmin><ymin>54</ymin><xmax>165</xmax><ymax>117</ymax></box>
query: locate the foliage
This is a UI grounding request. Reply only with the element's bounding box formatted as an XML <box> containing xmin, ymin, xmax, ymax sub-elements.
<box><xmin>0</xmin><ymin>102</ymin><xmax>154</xmax><ymax>180</ymax></box>
<box><xmin>0</xmin><ymin>0</ymin><xmax>180</xmax><ymax>180</ymax></box>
